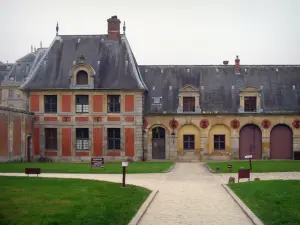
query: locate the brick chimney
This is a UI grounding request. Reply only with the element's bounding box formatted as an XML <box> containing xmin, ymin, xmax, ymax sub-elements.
<box><xmin>235</xmin><ymin>55</ymin><xmax>240</xmax><ymax>74</ymax></box>
<box><xmin>107</xmin><ymin>15</ymin><xmax>121</xmax><ymax>41</ymax></box>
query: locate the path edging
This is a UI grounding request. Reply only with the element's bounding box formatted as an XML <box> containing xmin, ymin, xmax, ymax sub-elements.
<box><xmin>222</xmin><ymin>184</ymin><xmax>264</xmax><ymax>225</ymax></box>
<box><xmin>203</xmin><ymin>163</ymin><xmax>215</xmax><ymax>173</ymax></box>
<box><xmin>128</xmin><ymin>189</ymin><xmax>158</xmax><ymax>225</ymax></box>
<box><xmin>163</xmin><ymin>162</ymin><xmax>176</xmax><ymax>173</ymax></box>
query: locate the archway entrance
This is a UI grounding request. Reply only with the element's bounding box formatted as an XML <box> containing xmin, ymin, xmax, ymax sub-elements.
<box><xmin>152</xmin><ymin>127</ymin><xmax>166</xmax><ymax>159</ymax></box>
<box><xmin>239</xmin><ymin>124</ymin><xmax>262</xmax><ymax>159</ymax></box>
<box><xmin>270</xmin><ymin>124</ymin><xmax>293</xmax><ymax>159</ymax></box>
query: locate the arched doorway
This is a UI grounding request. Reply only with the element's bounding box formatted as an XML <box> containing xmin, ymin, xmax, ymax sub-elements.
<box><xmin>270</xmin><ymin>124</ymin><xmax>293</xmax><ymax>159</ymax></box>
<box><xmin>239</xmin><ymin>124</ymin><xmax>262</xmax><ymax>159</ymax></box>
<box><xmin>152</xmin><ymin>127</ymin><xmax>166</xmax><ymax>159</ymax></box>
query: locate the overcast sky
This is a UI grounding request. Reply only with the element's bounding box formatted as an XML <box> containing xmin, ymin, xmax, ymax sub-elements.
<box><xmin>0</xmin><ymin>0</ymin><xmax>299</xmax><ymax>65</ymax></box>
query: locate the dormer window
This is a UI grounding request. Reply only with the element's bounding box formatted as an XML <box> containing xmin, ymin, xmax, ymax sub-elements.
<box><xmin>238</xmin><ymin>85</ymin><xmax>263</xmax><ymax>113</ymax></box>
<box><xmin>70</xmin><ymin>60</ymin><xmax>95</xmax><ymax>89</ymax></box>
<box><xmin>183</xmin><ymin>97</ymin><xmax>195</xmax><ymax>112</ymax></box>
<box><xmin>244</xmin><ymin>96</ymin><xmax>257</xmax><ymax>112</ymax></box>
<box><xmin>76</xmin><ymin>70</ymin><xmax>88</xmax><ymax>85</ymax></box>
<box><xmin>177</xmin><ymin>84</ymin><xmax>201</xmax><ymax>113</ymax></box>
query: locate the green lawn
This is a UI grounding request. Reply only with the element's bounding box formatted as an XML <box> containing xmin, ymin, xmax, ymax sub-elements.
<box><xmin>229</xmin><ymin>180</ymin><xmax>300</xmax><ymax>225</ymax></box>
<box><xmin>206</xmin><ymin>160</ymin><xmax>300</xmax><ymax>173</ymax></box>
<box><xmin>0</xmin><ymin>176</ymin><xmax>150</xmax><ymax>225</ymax></box>
<box><xmin>0</xmin><ymin>161</ymin><xmax>174</xmax><ymax>174</ymax></box>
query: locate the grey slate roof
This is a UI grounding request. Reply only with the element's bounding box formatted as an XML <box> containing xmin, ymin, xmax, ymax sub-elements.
<box><xmin>0</xmin><ymin>63</ymin><xmax>14</xmax><ymax>83</ymax></box>
<box><xmin>139</xmin><ymin>65</ymin><xmax>300</xmax><ymax>113</ymax></box>
<box><xmin>2</xmin><ymin>51</ymin><xmax>40</xmax><ymax>84</ymax></box>
<box><xmin>21</xmin><ymin>35</ymin><xmax>147</xmax><ymax>90</ymax></box>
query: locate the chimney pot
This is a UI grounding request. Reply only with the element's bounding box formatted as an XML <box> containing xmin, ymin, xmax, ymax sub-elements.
<box><xmin>235</xmin><ymin>55</ymin><xmax>240</xmax><ymax>74</ymax></box>
<box><xmin>107</xmin><ymin>15</ymin><xmax>121</xmax><ymax>41</ymax></box>
<box><xmin>223</xmin><ymin>60</ymin><xmax>229</xmax><ymax>65</ymax></box>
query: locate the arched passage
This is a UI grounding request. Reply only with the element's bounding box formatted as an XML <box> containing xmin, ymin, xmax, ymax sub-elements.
<box><xmin>239</xmin><ymin>124</ymin><xmax>262</xmax><ymax>159</ymax></box>
<box><xmin>152</xmin><ymin>127</ymin><xmax>166</xmax><ymax>159</ymax></box>
<box><xmin>270</xmin><ymin>124</ymin><xmax>293</xmax><ymax>159</ymax></box>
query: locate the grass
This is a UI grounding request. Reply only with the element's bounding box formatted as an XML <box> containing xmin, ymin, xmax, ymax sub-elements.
<box><xmin>229</xmin><ymin>180</ymin><xmax>300</xmax><ymax>225</ymax></box>
<box><xmin>206</xmin><ymin>160</ymin><xmax>300</xmax><ymax>173</ymax></box>
<box><xmin>0</xmin><ymin>161</ymin><xmax>174</xmax><ymax>174</ymax></box>
<box><xmin>0</xmin><ymin>176</ymin><xmax>150</xmax><ymax>225</ymax></box>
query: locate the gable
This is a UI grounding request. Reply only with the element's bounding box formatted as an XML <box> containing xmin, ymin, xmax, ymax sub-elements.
<box><xmin>179</xmin><ymin>84</ymin><xmax>199</xmax><ymax>92</ymax></box>
<box><xmin>240</xmin><ymin>85</ymin><xmax>261</xmax><ymax>93</ymax></box>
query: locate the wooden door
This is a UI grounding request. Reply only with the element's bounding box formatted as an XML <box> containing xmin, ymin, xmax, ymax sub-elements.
<box><xmin>152</xmin><ymin>127</ymin><xmax>166</xmax><ymax>159</ymax></box>
<box><xmin>270</xmin><ymin>125</ymin><xmax>293</xmax><ymax>159</ymax></box>
<box><xmin>239</xmin><ymin>124</ymin><xmax>262</xmax><ymax>159</ymax></box>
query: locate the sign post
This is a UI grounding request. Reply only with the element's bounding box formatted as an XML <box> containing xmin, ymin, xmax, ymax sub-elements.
<box><xmin>122</xmin><ymin>161</ymin><xmax>129</xmax><ymax>187</ymax></box>
<box><xmin>227</xmin><ymin>164</ymin><xmax>232</xmax><ymax>173</ymax></box>
<box><xmin>91</xmin><ymin>157</ymin><xmax>104</xmax><ymax>168</ymax></box>
<box><xmin>244</xmin><ymin>154</ymin><xmax>253</xmax><ymax>170</ymax></box>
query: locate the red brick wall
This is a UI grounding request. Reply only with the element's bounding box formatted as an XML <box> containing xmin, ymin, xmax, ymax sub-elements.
<box><xmin>0</xmin><ymin>107</ymin><xmax>34</xmax><ymax>161</ymax></box>
<box><xmin>34</xmin><ymin>128</ymin><xmax>40</xmax><ymax>155</ymax></box>
<box><xmin>125</xmin><ymin>128</ymin><xmax>135</xmax><ymax>157</ymax></box>
<box><xmin>62</xmin><ymin>128</ymin><xmax>72</xmax><ymax>156</ymax></box>
<box><xmin>13</xmin><ymin>115</ymin><xmax>22</xmax><ymax>156</ymax></box>
<box><xmin>0</xmin><ymin>111</ymin><xmax>8</xmax><ymax>157</ymax></box>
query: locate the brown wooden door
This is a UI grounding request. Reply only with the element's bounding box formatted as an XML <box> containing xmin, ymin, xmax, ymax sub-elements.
<box><xmin>239</xmin><ymin>124</ymin><xmax>262</xmax><ymax>159</ymax></box>
<box><xmin>270</xmin><ymin>125</ymin><xmax>293</xmax><ymax>159</ymax></box>
<box><xmin>27</xmin><ymin>136</ymin><xmax>32</xmax><ymax>162</ymax></box>
<box><xmin>152</xmin><ymin>127</ymin><xmax>166</xmax><ymax>159</ymax></box>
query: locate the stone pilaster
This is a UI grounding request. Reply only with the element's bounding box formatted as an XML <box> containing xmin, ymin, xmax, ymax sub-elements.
<box><xmin>57</xmin><ymin>127</ymin><xmax>62</xmax><ymax>157</ymax></box>
<box><xmin>169</xmin><ymin>135</ymin><xmax>177</xmax><ymax>160</ymax></box>
<box><xmin>39</xmin><ymin>126</ymin><xmax>45</xmax><ymax>157</ymax></box>
<box><xmin>293</xmin><ymin>136</ymin><xmax>300</xmax><ymax>153</ymax></box>
<box><xmin>262</xmin><ymin>137</ymin><xmax>270</xmax><ymax>159</ymax></box>
<box><xmin>230</xmin><ymin>137</ymin><xmax>239</xmax><ymax>159</ymax></box>
<box><xmin>200</xmin><ymin>136</ymin><xmax>208</xmax><ymax>153</ymax></box>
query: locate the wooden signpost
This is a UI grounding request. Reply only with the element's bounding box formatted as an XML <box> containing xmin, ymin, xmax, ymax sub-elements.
<box><xmin>91</xmin><ymin>157</ymin><xmax>104</xmax><ymax>168</ymax></box>
<box><xmin>245</xmin><ymin>154</ymin><xmax>253</xmax><ymax>170</ymax></box>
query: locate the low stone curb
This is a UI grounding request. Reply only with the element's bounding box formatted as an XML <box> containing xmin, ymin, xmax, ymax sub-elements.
<box><xmin>128</xmin><ymin>189</ymin><xmax>159</xmax><ymax>225</ymax></box>
<box><xmin>222</xmin><ymin>184</ymin><xmax>264</xmax><ymax>225</ymax></box>
<box><xmin>163</xmin><ymin>162</ymin><xmax>176</xmax><ymax>173</ymax></box>
<box><xmin>203</xmin><ymin>163</ymin><xmax>215</xmax><ymax>173</ymax></box>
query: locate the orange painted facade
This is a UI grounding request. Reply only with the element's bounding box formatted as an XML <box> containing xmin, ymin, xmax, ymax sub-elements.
<box><xmin>62</xmin><ymin>128</ymin><xmax>72</xmax><ymax>156</ymax></box>
<box><xmin>61</xmin><ymin>95</ymin><xmax>72</xmax><ymax>112</ymax></box>
<box><xmin>93</xmin><ymin>128</ymin><xmax>103</xmax><ymax>156</ymax></box>
<box><xmin>93</xmin><ymin>95</ymin><xmax>103</xmax><ymax>112</ymax></box>
<box><xmin>125</xmin><ymin>95</ymin><xmax>135</xmax><ymax>112</ymax></box>
<box><xmin>30</xmin><ymin>95</ymin><xmax>39</xmax><ymax>112</ymax></box>
<box><xmin>125</xmin><ymin>128</ymin><xmax>135</xmax><ymax>157</ymax></box>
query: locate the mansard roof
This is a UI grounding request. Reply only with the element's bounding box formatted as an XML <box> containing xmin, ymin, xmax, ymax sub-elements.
<box><xmin>140</xmin><ymin>65</ymin><xmax>300</xmax><ymax>114</ymax></box>
<box><xmin>21</xmin><ymin>35</ymin><xmax>147</xmax><ymax>90</ymax></box>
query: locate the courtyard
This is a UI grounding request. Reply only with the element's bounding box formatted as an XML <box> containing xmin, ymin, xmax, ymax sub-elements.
<box><xmin>1</xmin><ymin>162</ymin><xmax>300</xmax><ymax>225</ymax></box>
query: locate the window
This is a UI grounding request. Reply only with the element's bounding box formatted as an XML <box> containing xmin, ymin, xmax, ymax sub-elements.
<box><xmin>44</xmin><ymin>95</ymin><xmax>57</xmax><ymax>113</ymax></box>
<box><xmin>107</xmin><ymin>95</ymin><xmax>120</xmax><ymax>113</ymax></box>
<box><xmin>183</xmin><ymin>135</ymin><xmax>195</xmax><ymax>150</ymax></box>
<box><xmin>108</xmin><ymin>128</ymin><xmax>121</xmax><ymax>150</ymax></box>
<box><xmin>45</xmin><ymin>128</ymin><xmax>57</xmax><ymax>150</ymax></box>
<box><xmin>8</xmin><ymin>89</ymin><xmax>14</xmax><ymax>98</ymax></box>
<box><xmin>153</xmin><ymin>97</ymin><xmax>162</xmax><ymax>104</ymax></box>
<box><xmin>214</xmin><ymin>135</ymin><xmax>225</xmax><ymax>150</ymax></box>
<box><xmin>76</xmin><ymin>95</ymin><xmax>89</xmax><ymax>113</ymax></box>
<box><xmin>76</xmin><ymin>128</ymin><xmax>89</xmax><ymax>150</ymax></box>
<box><xmin>244</xmin><ymin>96</ymin><xmax>257</xmax><ymax>112</ymax></box>
<box><xmin>183</xmin><ymin>97</ymin><xmax>195</xmax><ymax>112</ymax></box>
<box><xmin>76</xmin><ymin>70</ymin><xmax>88</xmax><ymax>85</ymax></box>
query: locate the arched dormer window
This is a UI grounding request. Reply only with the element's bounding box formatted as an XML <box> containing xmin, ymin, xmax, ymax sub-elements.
<box><xmin>76</xmin><ymin>70</ymin><xmax>88</xmax><ymax>85</ymax></box>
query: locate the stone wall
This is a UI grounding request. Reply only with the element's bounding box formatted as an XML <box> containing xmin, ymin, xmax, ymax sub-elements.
<box><xmin>0</xmin><ymin>106</ymin><xmax>34</xmax><ymax>162</ymax></box>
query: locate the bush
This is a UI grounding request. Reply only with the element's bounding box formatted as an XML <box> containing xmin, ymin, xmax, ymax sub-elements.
<box><xmin>36</xmin><ymin>157</ymin><xmax>53</xmax><ymax>162</ymax></box>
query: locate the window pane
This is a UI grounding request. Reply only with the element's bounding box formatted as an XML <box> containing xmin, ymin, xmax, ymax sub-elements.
<box><xmin>82</xmin><ymin>105</ymin><xmax>89</xmax><ymax>112</ymax></box>
<box><xmin>76</xmin><ymin>105</ymin><xmax>82</xmax><ymax>112</ymax></box>
<box><xmin>76</xmin><ymin>140</ymin><xmax>82</xmax><ymax>149</ymax></box>
<box><xmin>83</xmin><ymin>140</ymin><xmax>89</xmax><ymax>149</ymax></box>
